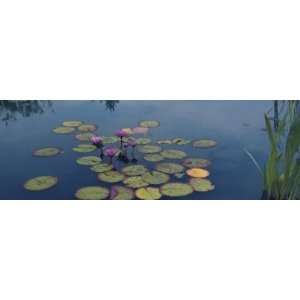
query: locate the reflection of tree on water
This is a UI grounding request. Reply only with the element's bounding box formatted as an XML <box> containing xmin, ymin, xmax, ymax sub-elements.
<box><xmin>97</xmin><ymin>100</ymin><xmax>120</xmax><ymax>112</ymax></box>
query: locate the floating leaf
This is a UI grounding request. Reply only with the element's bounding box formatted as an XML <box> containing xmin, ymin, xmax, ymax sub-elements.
<box><xmin>135</xmin><ymin>138</ymin><xmax>152</xmax><ymax>145</ymax></box>
<box><xmin>182</xmin><ymin>158</ymin><xmax>211</xmax><ymax>168</ymax></box>
<box><xmin>75</xmin><ymin>186</ymin><xmax>109</xmax><ymax>200</ymax></box>
<box><xmin>160</xmin><ymin>149</ymin><xmax>187</xmax><ymax>159</ymax></box>
<box><xmin>110</xmin><ymin>186</ymin><xmax>134</xmax><ymax>200</ymax></box>
<box><xmin>63</xmin><ymin>121</ymin><xmax>83</xmax><ymax>127</ymax></box>
<box><xmin>160</xmin><ymin>183</ymin><xmax>193</xmax><ymax>197</ymax></box>
<box><xmin>193</xmin><ymin>139</ymin><xmax>217</xmax><ymax>148</ymax></box>
<box><xmin>157</xmin><ymin>139</ymin><xmax>172</xmax><ymax>144</ymax></box>
<box><xmin>75</xmin><ymin>133</ymin><xmax>95</xmax><ymax>141</ymax></box>
<box><xmin>53</xmin><ymin>127</ymin><xmax>75</xmax><ymax>134</ymax></box>
<box><xmin>136</xmin><ymin>187</ymin><xmax>161</xmax><ymax>200</ymax></box>
<box><xmin>139</xmin><ymin>120</ymin><xmax>160</xmax><ymax>128</ymax></box>
<box><xmin>90</xmin><ymin>163</ymin><xmax>113</xmax><ymax>173</ymax></box>
<box><xmin>102</xmin><ymin>136</ymin><xmax>119</xmax><ymax>144</ymax></box>
<box><xmin>137</xmin><ymin>145</ymin><xmax>162</xmax><ymax>154</ymax></box>
<box><xmin>78</xmin><ymin>124</ymin><xmax>97</xmax><ymax>132</ymax></box>
<box><xmin>142</xmin><ymin>171</ymin><xmax>170</xmax><ymax>185</ymax></box>
<box><xmin>73</xmin><ymin>144</ymin><xmax>97</xmax><ymax>153</ymax></box>
<box><xmin>190</xmin><ymin>178</ymin><xmax>215</xmax><ymax>192</ymax></box>
<box><xmin>33</xmin><ymin>147</ymin><xmax>62</xmax><ymax>157</ymax></box>
<box><xmin>174</xmin><ymin>172</ymin><xmax>185</xmax><ymax>179</ymax></box>
<box><xmin>122</xmin><ymin>165</ymin><xmax>148</xmax><ymax>176</ymax></box>
<box><xmin>156</xmin><ymin>162</ymin><xmax>184</xmax><ymax>174</ymax></box>
<box><xmin>76</xmin><ymin>156</ymin><xmax>101</xmax><ymax>166</ymax></box>
<box><xmin>24</xmin><ymin>176</ymin><xmax>58</xmax><ymax>191</ymax></box>
<box><xmin>186</xmin><ymin>168</ymin><xmax>210</xmax><ymax>178</ymax></box>
<box><xmin>144</xmin><ymin>154</ymin><xmax>164</xmax><ymax>162</ymax></box>
<box><xmin>123</xmin><ymin>176</ymin><xmax>149</xmax><ymax>188</ymax></box>
<box><xmin>98</xmin><ymin>171</ymin><xmax>125</xmax><ymax>183</ymax></box>
<box><xmin>172</xmin><ymin>138</ymin><xmax>191</xmax><ymax>145</ymax></box>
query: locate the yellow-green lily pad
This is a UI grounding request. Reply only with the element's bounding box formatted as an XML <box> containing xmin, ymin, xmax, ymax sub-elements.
<box><xmin>190</xmin><ymin>178</ymin><xmax>215</xmax><ymax>192</ymax></box>
<box><xmin>75</xmin><ymin>186</ymin><xmax>109</xmax><ymax>200</ymax></box>
<box><xmin>123</xmin><ymin>176</ymin><xmax>149</xmax><ymax>189</ymax></box>
<box><xmin>63</xmin><ymin>121</ymin><xmax>83</xmax><ymax>127</ymax></box>
<box><xmin>75</xmin><ymin>133</ymin><xmax>95</xmax><ymax>141</ymax></box>
<box><xmin>182</xmin><ymin>158</ymin><xmax>211</xmax><ymax>168</ymax></box>
<box><xmin>160</xmin><ymin>183</ymin><xmax>193</xmax><ymax>197</ymax></box>
<box><xmin>73</xmin><ymin>144</ymin><xmax>97</xmax><ymax>153</ymax></box>
<box><xmin>193</xmin><ymin>139</ymin><xmax>217</xmax><ymax>148</ymax></box>
<box><xmin>139</xmin><ymin>120</ymin><xmax>160</xmax><ymax>128</ymax></box>
<box><xmin>144</xmin><ymin>154</ymin><xmax>164</xmax><ymax>162</ymax></box>
<box><xmin>102</xmin><ymin>136</ymin><xmax>119</xmax><ymax>144</ymax></box>
<box><xmin>157</xmin><ymin>139</ymin><xmax>172</xmax><ymax>144</ymax></box>
<box><xmin>90</xmin><ymin>163</ymin><xmax>113</xmax><ymax>173</ymax></box>
<box><xmin>98</xmin><ymin>171</ymin><xmax>125</xmax><ymax>183</ymax></box>
<box><xmin>78</xmin><ymin>124</ymin><xmax>97</xmax><ymax>132</ymax></box>
<box><xmin>137</xmin><ymin>145</ymin><xmax>162</xmax><ymax>154</ymax></box>
<box><xmin>156</xmin><ymin>162</ymin><xmax>184</xmax><ymax>174</ymax></box>
<box><xmin>110</xmin><ymin>186</ymin><xmax>135</xmax><ymax>200</ymax></box>
<box><xmin>122</xmin><ymin>165</ymin><xmax>148</xmax><ymax>176</ymax></box>
<box><xmin>33</xmin><ymin>147</ymin><xmax>62</xmax><ymax>157</ymax></box>
<box><xmin>24</xmin><ymin>176</ymin><xmax>58</xmax><ymax>191</ymax></box>
<box><xmin>172</xmin><ymin>138</ymin><xmax>191</xmax><ymax>145</ymax></box>
<box><xmin>160</xmin><ymin>149</ymin><xmax>187</xmax><ymax>159</ymax></box>
<box><xmin>53</xmin><ymin>126</ymin><xmax>75</xmax><ymax>134</ymax></box>
<box><xmin>136</xmin><ymin>187</ymin><xmax>161</xmax><ymax>200</ymax></box>
<box><xmin>135</xmin><ymin>138</ymin><xmax>152</xmax><ymax>145</ymax></box>
<box><xmin>142</xmin><ymin>171</ymin><xmax>170</xmax><ymax>185</ymax></box>
<box><xmin>76</xmin><ymin>156</ymin><xmax>101</xmax><ymax>166</ymax></box>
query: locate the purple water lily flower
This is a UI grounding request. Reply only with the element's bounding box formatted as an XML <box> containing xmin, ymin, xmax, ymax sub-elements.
<box><xmin>90</xmin><ymin>136</ymin><xmax>103</xmax><ymax>146</ymax></box>
<box><xmin>104</xmin><ymin>147</ymin><xmax>119</xmax><ymax>157</ymax></box>
<box><xmin>115</xmin><ymin>129</ymin><xmax>129</xmax><ymax>138</ymax></box>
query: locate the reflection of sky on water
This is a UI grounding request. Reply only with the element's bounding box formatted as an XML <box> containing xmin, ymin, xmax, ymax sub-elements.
<box><xmin>0</xmin><ymin>100</ymin><xmax>271</xmax><ymax>199</ymax></box>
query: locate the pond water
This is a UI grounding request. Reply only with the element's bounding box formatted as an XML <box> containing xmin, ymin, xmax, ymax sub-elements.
<box><xmin>0</xmin><ymin>100</ymin><xmax>272</xmax><ymax>200</ymax></box>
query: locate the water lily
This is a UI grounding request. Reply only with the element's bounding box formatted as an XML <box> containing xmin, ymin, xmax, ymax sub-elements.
<box><xmin>104</xmin><ymin>147</ymin><xmax>119</xmax><ymax>164</ymax></box>
<box><xmin>115</xmin><ymin>129</ymin><xmax>129</xmax><ymax>139</ymax></box>
<box><xmin>91</xmin><ymin>136</ymin><xmax>104</xmax><ymax>157</ymax></box>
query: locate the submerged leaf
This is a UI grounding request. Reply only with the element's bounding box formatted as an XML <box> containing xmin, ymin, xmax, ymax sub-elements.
<box><xmin>98</xmin><ymin>171</ymin><xmax>125</xmax><ymax>183</ymax></box>
<box><xmin>137</xmin><ymin>145</ymin><xmax>162</xmax><ymax>154</ymax></box>
<box><xmin>110</xmin><ymin>186</ymin><xmax>135</xmax><ymax>200</ymax></box>
<box><xmin>123</xmin><ymin>176</ymin><xmax>149</xmax><ymax>188</ymax></box>
<box><xmin>190</xmin><ymin>178</ymin><xmax>215</xmax><ymax>192</ymax></box>
<box><xmin>33</xmin><ymin>147</ymin><xmax>62</xmax><ymax>157</ymax></box>
<box><xmin>75</xmin><ymin>133</ymin><xmax>95</xmax><ymax>141</ymax></box>
<box><xmin>182</xmin><ymin>158</ymin><xmax>211</xmax><ymax>168</ymax></box>
<box><xmin>63</xmin><ymin>121</ymin><xmax>83</xmax><ymax>127</ymax></box>
<box><xmin>75</xmin><ymin>186</ymin><xmax>109</xmax><ymax>200</ymax></box>
<box><xmin>136</xmin><ymin>187</ymin><xmax>161</xmax><ymax>200</ymax></box>
<box><xmin>139</xmin><ymin>120</ymin><xmax>160</xmax><ymax>128</ymax></box>
<box><xmin>156</xmin><ymin>162</ymin><xmax>184</xmax><ymax>174</ymax></box>
<box><xmin>24</xmin><ymin>176</ymin><xmax>58</xmax><ymax>191</ymax></box>
<box><xmin>73</xmin><ymin>144</ymin><xmax>97</xmax><ymax>153</ymax></box>
<box><xmin>90</xmin><ymin>163</ymin><xmax>113</xmax><ymax>173</ymax></box>
<box><xmin>160</xmin><ymin>149</ymin><xmax>187</xmax><ymax>159</ymax></box>
<box><xmin>53</xmin><ymin>127</ymin><xmax>75</xmax><ymax>134</ymax></box>
<box><xmin>122</xmin><ymin>165</ymin><xmax>148</xmax><ymax>176</ymax></box>
<box><xmin>186</xmin><ymin>168</ymin><xmax>210</xmax><ymax>178</ymax></box>
<box><xmin>78</xmin><ymin>124</ymin><xmax>97</xmax><ymax>132</ymax></box>
<box><xmin>76</xmin><ymin>156</ymin><xmax>101</xmax><ymax>166</ymax></box>
<box><xmin>142</xmin><ymin>171</ymin><xmax>170</xmax><ymax>185</ymax></box>
<box><xmin>193</xmin><ymin>139</ymin><xmax>217</xmax><ymax>148</ymax></box>
<box><xmin>144</xmin><ymin>154</ymin><xmax>164</xmax><ymax>162</ymax></box>
<box><xmin>160</xmin><ymin>183</ymin><xmax>193</xmax><ymax>197</ymax></box>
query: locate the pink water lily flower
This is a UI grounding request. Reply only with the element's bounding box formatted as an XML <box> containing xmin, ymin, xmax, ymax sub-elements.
<box><xmin>115</xmin><ymin>129</ymin><xmax>129</xmax><ymax>138</ymax></box>
<box><xmin>104</xmin><ymin>147</ymin><xmax>119</xmax><ymax>158</ymax></box>
<box><xmin>90</xmin><ymin>136</ymin><xmax>103</xmax><ymax>145</ymax></box>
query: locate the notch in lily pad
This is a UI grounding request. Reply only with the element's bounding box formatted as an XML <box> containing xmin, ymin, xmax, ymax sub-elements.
<box><xmin>24</xmin><ymin>176</ymin><xmax>58</xmax><ymax>191</ymax></box>
<box><xmin>160</xmin><ymin>183</ymin><xmax>193</xmax><ymax>197</ymax></box>
<box><xmin>76</xmin><ymin>156</ymin><xmax>101</xmax><ymax>166</ymax></box>
<box><xmin>98</xmin><ymin>171</ymin><xmax>125</xmax><ymax>183</ymax></box>
<box><xmin>136</xmin><ymin>187</ymin><xmax>161</xmax><ymax>200</ymax></box>
<box><xmin>182</xmin><ymin>158</ymin><xmax>211</xmax><ymax>168</ymax></box>
<box><xmin>190</xmin><ymin>178</ymin><xmax>215</xmax><ymax>192</ymax></box>
<box><xmin>160</xmin><ymin>149</ymin><xmax>187</xmax><ymax>159</ymax></box>
<box><xmin>142</xmin><ymin>171</ymin><xmax>170</xmax><ymax>185</ymax></box>
<box><xmin>123</xmin><ymin>176</ymin><xmax>149</xmax><ymax>189</ymax></box>
<box><xmin>33</xmin><ymin>147</ymin><xmax>63</xmax><ymax>157</ymax></box>
<box><xmin>90</xmin><ymin>163</ymin><xmax>113</xmax><ymax>173</ymax></box>
<box><xmin>172</xmin><ymin>138</ymin><xmax>191</xmax><ymax>145</ymax></box>
<box><xmin>75</xmin><ymin>186</ymin><xmax>110</xmax><ymax>200</ymax></box>
<box><xmin>110</xmin><ymin>186</ymin><xmax>135</xmax><ymax>200</ymax></box>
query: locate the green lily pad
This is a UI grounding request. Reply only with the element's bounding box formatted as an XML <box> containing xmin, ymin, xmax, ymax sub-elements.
<box><xmin>157</xmin><ymin>139</ymin><xmax>173</xmax><ymax>145</ymax></box>
<box><xmin>160</xmin><ymin>183</ymin><xmax>193</xmax><ymax>197</ymax></box>
<box><xmin>136</xmin><ymin>187</ymin><xmax>161</xmax><ymax>200</ymax></box>
<box><xmin>73</xmin><ymin>144</ymin><xmax>97</xmax><ymax>153</ymax></box>
<box><xmin>98</xmin><ymin>171</ymin><xmax>125</xmax><ymax>183</ymax></box>
<box><xmin>122</xmin><ymin>165</ymin><xmax>148</xmax><ymax>176</ymax></box>
<box><xmin>63</xmin><ymin>121</ymin><xmax>83</xmax><ymax>127</ymax></box>
<box><xmin>156</xmin><ymin>162</ymin><xmax>184</xmax><ymax>174</ymax></box>
<box><xmin>144</xmin><ymin>154</ymin><xmax>164</xmax><ymax>162</ymax></box>
<box><xmin>160</xmin><ymin>149</ymin><xmax>187</xmax><ymax>159</ymax></box>
<box><xmin>78</xmin><ymin>124</ymin><xmax>97</xmax><ymax>132</ymax></box>
<box><xmin>24</xmin><ymin>176</ymin><xmax>58</xmax><ymax>191</ymax></box>
<box><xmin>75</xmin><ymin>186</ymin><xmax>109</xmax><ymax>200</ymax></box>
<box><xmin>75</xmin><ymin>133</ymin><xmax>95</xmax><ymax>141</ymax></box>
<box><xmin>137</xmin><ymin>145</ymin><xmax>162</xmax><ymax>154</ymax></box>
<box><xmin>53</xmin><ymin>126</ymin><xmax>75</xmax><ymax>134</ymax></box>
<box><xmin>110</xmin><ymin>186</ymin><xmax>135</xmax><ymax>200</ymax></box>
<box><xmin>135</xmin><ymin>138</ymin><xmax>152</xmax><ymax>145</ymax></box>
<box><xmin>102</xmin><ymin>136</ymin><xmax>119</xmax><ymax>144</ymax></box>
<box><xmin>182</xmin><ymin>158</ymin><xmax>211</xmax><ymax>168</ymax></box>
<box><xmin>139</xmin><ymin>120</ymin><xmax>160</xmax><ymax>128</ymax></box>
<box><xmin>142</xmin><ymin>171</ymin><xmax>170</xmax><ymax>185</ymax></box>
<box><xmin>172</xmin><ymin>138</ymin><xmax>191</xmax><ymax>145</ymax></box>
<box><xmin>76</xmin><ymin>156</ymin><xmax>101</xmax><ymax>166</ymax></box>
<box><xmin>90</xmin><ymin>163</ymin><xmax>113</xmax><ymax>173</ymax></box>
<box><xmin>193</xmin><ymin>139</ymin><xmax>217</xmax><ymax>148</ymax></box>
<box><xmin>123</xmin><ymin>176</ymin><xmax>149</xmax><ymax>189</ymax></box>
<box><xmin>33</xmin><ymin>147</ymin><xmax>62</xmax><ymax>157</ymax></box>
<box><xmin>190</xmin><ymin>178</ymin><xmax>215</xmax><ymax>192</ymax></box>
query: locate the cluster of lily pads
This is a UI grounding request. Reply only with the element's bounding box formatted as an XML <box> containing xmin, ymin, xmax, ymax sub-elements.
<box><xmin>24</xmin><ymin>119</ymin><xmax>217</xmax><ymax>200</ymax></box>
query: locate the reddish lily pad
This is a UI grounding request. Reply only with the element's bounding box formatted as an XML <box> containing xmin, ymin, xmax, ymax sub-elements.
<box><xmin>110</xmin><ymin>186</ymin><xmax>135</xmax><ymax>200</ymax></box>
<box><xmin>75</xmin><ymin>186</ymin><xmax>109</xmax><ymax>200</ymax></box>
<box><xmin>142</xmin><ymin>171</ymin><xmax>170</xmax><ymax>185</ymax></box>
<box><xmin>53</xmin><ymin>126</ymin><xmax>75</xmax><ymax>134</ymax></box>
<box><xmin>190</xmin><ymin>178</ymin><xmax>215</xmax><ymax>192</ymax></box>
<box><xmin>78</xmin><ymin>124</ymin><xmax>97</xmax><ymax>132</ymax></box>
<box><xmin>137</xmin><ymin>145</ymin><xmax>162</xmax><ymax>154</ymax></box>
<box><xmin>193</xmin><ymin>139</ymin><xmax>217</xmax><ymax>148</ymax></box>
<box><xmin>182</xmin><ymin>158</ymin><xmax>211</xmax><ymax>168</ymax></box>
<box><xmin>156</xmin><ymin>162</ymin><xmax>184</xmax><ymax>174</ymax></box>
<box><xmin>75</xmin><ymin>133</ymin><xmax>95</xmax><ymax>141</ymax></box>
<box><xmin>90</xmin><ymin>163</ymin><xmax>113</xmax><ymax>173</ymax></box>
<box><xmin>139</xmin><ymin>120</ymin><xmax>160</xmax><ymax>128</ymax></box>
<box><xmin>144</xmin><ymin>154</ymin><xmax>164</xmax><ymax>162</ymax></box>
<box><xmin>76</xmin><ymin>156</ymin><xmax>101</xmax><ymax>166</ymax></box>
<box><xmin>98</xmin><ymin>171</ymin><xmax>125</xmax><ymax>183</ymax></box>
<box><xmin>160</xmin><ymin>183</ymin><xmax>193</xmax><ymax>197</ymax></box>
<box><xmin>73</xmin><ymin>144</ymin><xmax>97</xmax><ymax>153</ymax></box>
<box><xmin>160</xmin><ymin>149</ymin><xmax>187</xmax><ymax>159</ymax></box>
<box><xmin>63</xmin><ymin>121</ymin><xmax>83</xmax><ymax>127</ymax></box>
<box><xmin>136</xmin><ymin>187</ymin><xmax>161</xmax><ymax>200</ymax></box>
<box><xmin>24</xmin><ymin>176</ymin><xmax>58</xmax><ymax>191</ymax></box>
<box><xmin>33</xmin><ymin>147</ymin><xmax>62</xmax><ymax>157</ymax></box>
<box><xmin>123</xmin><ymin>176</ymin><xmax>149</xmax><ymax>189</ymax></box>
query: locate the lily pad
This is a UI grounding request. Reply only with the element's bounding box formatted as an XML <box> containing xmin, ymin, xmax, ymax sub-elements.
<box><xmin>63</xmin><ymin>121</ymin><xmax>83</xmax><ymax>127</ymax></box>
<box><xmin>122</xmin><ymin>165</ymin><xmax>148</xmax><ymax>176</ymax></box>
<box><xmin>190</xmin><ymin>178</ymin><xmax>215</xmax><ymax>192</ymax></box>
<box><xmin>73</xmin><ymin>144</ymin><xmax>97</xmax><ymax>153</ymax></box>
<box><xmin>75</xmin><ymin>133</ymin><xmax>95</xmax><ymax>141</ymax></box>
<box><xmin>75</xmin><ymin>186</ymin><xmax>109</xmax><ymax>200</ymax></box>
<box><xmin>33</xmin><ymin>147</ymin><xmax>62</xmax><ymax>157</ymax></box>
<box><xmin>186</xmin><ymin>168</ymin><xmax>210</xmax><ymax>178</ymax></box>
<box><xmin>136</xmin><ymin>187</ymin><xmax>161</xmax><ymax>200</ymax></box>
<box><xmin>137</xmin><ymin>145</ymin><xmax>162</xmax><ymax>154</ymax></box>
<box><xmin>157</xmin><ymin>139</ymin><xmax>173</xmax><ymax>144</ymax></box>
<box><xmin>24</xmin><ymin>176</ymin><xmax>58</xmax><ymax>191</ymax></box>
<box><xmin>76</xmin><ymin>156</ymin><xmax>101</xmax><ymax>166</ymax></box>
<box><xmin>135</xmin><ymin>138</ymin><xmax>152</xmax><ymax>145</ymax></box>
<box><xmin>90</xmin><ymin>163</ymin><xmax>113</xmax><ymax>173</ymax></box>
<box><xmin>144</xmin><ymin>154</ymin><xmax>164</xmax><ymax>162</ymax></box>
<box><xmin>98</xmin><ymin>171</ymin><xmax>125</xmax><ymax>183</ymax></box>
<box><xmin>156</xmin><ymin>162</ymin><xmax>184</xmax><ymax>174</ymax></box>
<box><xmin>182</xmin><ymin>158</ymin><xmax>211</xmax><ymax>168</ymax></box>
<box><xmin>160</xmin><ymin>183</ymin><xmax>193</xmax><ymax>197</ymax></box>
<box><xmin>102</xmin><ymin>136</ymin><xmax>119</xmax><ymax>144</ymax></box>
<box><xmin>123</xmin><ymin>176</ymin><xmax>149</xmax><ymax>189</ymax></box>
<box><xmin>172</xmin><ymin>138</ymin><xmax>191</xmax><ymax>145</ymax></box>
<box><xmin>53</xmin><ymin>127</ymin><xmax>75</xmax><ymax>134</ymax></box>
<box><xmin>160</xmin><ymin>149</ymin><xmax>187</xmax><ymax>159</ymax></box>
<box><xmin>139</xmin><ymin>120</ymin><xmax>160</xmax><ymax>128</ymax></box>
<box><xmin>193</xmin><ymin>139</ymin><xmax>217</xmax><ymax>148</ymax></box>
<box><xmin>78</xmin><ymin>124</ymin><xmax>97</xmax><ymax>132</ymax></box>
<box><xmin>110</xmin><ymin>186</ymin><xmax>135</xmax><ymax>200</ymax></box>
<box><xmin>142</xmin><ymin>171</ymin><xmax>170</xmax><ymax>185</ymax></box>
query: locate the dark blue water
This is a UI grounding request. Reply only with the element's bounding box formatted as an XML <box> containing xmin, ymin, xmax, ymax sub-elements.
<box><xmin>0</xmin><ymin>100</ymin><xmax>271</xmax><ymax>199</ymax></box>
